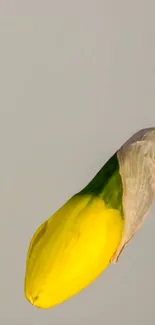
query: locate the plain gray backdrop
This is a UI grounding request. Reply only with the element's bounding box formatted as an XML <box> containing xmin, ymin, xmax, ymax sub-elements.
<box><xmin>0</xmin><ymin>1</ymin><xmax>155</xmax><ymax>324</ymax></box>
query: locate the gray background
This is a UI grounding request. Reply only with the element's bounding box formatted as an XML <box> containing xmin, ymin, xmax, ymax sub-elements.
<box><xmin>0</xmin><ymin>1</ymin><xmax>155</xmax><ymax>324</ymax></box>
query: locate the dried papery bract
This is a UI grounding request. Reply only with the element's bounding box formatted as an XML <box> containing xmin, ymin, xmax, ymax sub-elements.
<box><xmin>111</xmin><ymin>127</ymin><xmax>155</xmax><ymax>263</ymax></box>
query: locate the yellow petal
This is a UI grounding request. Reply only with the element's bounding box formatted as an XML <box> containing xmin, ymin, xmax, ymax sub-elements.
<box><xmin>24</xmin><ymin>195</ymin><xmax>124</xmax><ymax>309</ymax></box>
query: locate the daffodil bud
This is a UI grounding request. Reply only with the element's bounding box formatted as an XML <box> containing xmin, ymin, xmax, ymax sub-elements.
<box><xmin>24</xmin><ymin>127</ymin><xmax>155</xmax><ymax>309</ymax></box>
